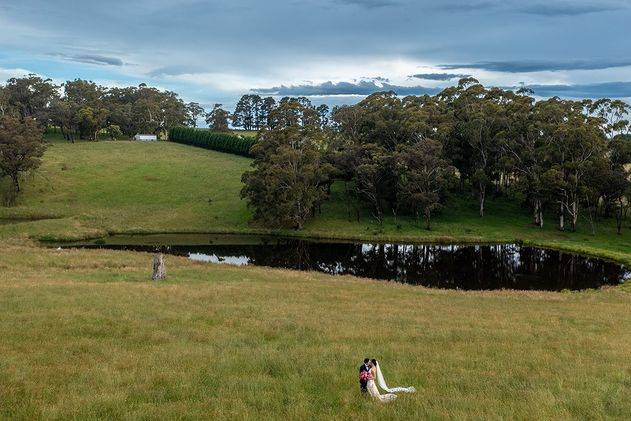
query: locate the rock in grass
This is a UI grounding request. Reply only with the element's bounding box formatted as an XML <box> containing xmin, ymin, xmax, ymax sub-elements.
<box><xmin>152</xmin><ymin>254</ymin><xmax>166</xmax><ymax>281</ymax></box>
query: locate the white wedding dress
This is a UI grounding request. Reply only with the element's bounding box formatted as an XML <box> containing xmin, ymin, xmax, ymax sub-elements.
<box><xmin>367</xmin><ymin>375</ymin><xmax>397</xmax><ymax>402</ymax></box>
<box><xmin>375</xmin><ymin>361</ymin><xmax>416</xmax><ymax>394</ymax></box>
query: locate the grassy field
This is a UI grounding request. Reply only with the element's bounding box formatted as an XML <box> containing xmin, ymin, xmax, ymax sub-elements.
<box><xmin>0</xmin><ymin>139</ymin><xmax>252</xmax><ymax>240</ymax></box>
<box><xmin>0</xmin><ymin>139</ymin><xmax>630</xmax><ymax>419</ymax></box>
<box><xmin>2</xmin><ymin>139</ymin><xmax>631</xmax><ymax>263</ymax></box>
<box><xmin>1</xmin><ymin>243</ymin><xmax>630</xmax><ymax>419</ymax></box>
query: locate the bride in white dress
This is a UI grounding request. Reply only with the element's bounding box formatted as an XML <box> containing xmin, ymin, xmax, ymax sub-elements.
<box><xmin>366</xmin><ymin>361</ymin><xmax>397</xmax><ymax>402</ymax></box>
<box><xmin>366</xmin><ymin>359</ymin><xmax>416</xmax><ymax>402</ymax></box>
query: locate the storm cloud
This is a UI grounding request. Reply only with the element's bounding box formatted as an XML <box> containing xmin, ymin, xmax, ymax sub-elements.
<box><xmin>52</xmin><ymin>53</ymin><xmax>124</xmax><ymax>66</ymax></box>
<box><xmin>522</xmin><ymin>82</ymin><xmax>631</xmax><ymax>98</ymax></box>
<box><xmin>520</xmin><ymin>2</ymin><xmax>624</xmax><ymax>16</ymax></box>
<box><xmin>439</xmin><ymin>59</ymin><xmax>631</xmax><ymax>73</ymax></box>
<box><xmin>335</xmin><ymin>0</ymin><xmax>399</xmax><ymax>8</ymax></box>
<box><xmin>254</xmin><ymin>80</ymin><xmax>441</xmax><ymax>96</ymax></box>
<box><xmin>0</xmin><ymin>0</ymin><xmax>629</xmax><ymax>107</ymax></box>
<box><xmin>409</xmin><ymin>73</ymin><xmax>470</xmax><ymax>81</ymax></box>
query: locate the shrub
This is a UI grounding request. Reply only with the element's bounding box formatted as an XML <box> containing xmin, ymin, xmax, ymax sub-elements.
<box><xmin>168</xmin><ymin>127</ymin><xmax>256</xmax><ymax>157</ymax></box>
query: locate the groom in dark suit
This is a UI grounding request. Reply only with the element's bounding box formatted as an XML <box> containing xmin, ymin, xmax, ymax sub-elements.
<box><xmin>359</xmin><ymin>358</ymin><xmax>370</xmax><ymax>393</ymax></box>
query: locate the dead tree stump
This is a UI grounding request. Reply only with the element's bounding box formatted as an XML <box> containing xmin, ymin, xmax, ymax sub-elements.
<box><xmin>152</xmin><ymin>253</ymin><xmax>166</xmax><ymax>281</ymax></box>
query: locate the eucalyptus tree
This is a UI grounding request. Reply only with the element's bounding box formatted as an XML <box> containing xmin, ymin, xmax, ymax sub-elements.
<box><xmin>440</xmin><ymin>78</ymin><xmax>505</xmax><ymax>217</ymax></box>
<box><xmin>352</xmin><ymin>91</ymin><xmax>410</xmax><ymax>151</ymax></box>
<box><xmin>3</xmin><ymin>74</ymin><xmax>58</xmax><ymax>123</ymax></box>
<box><xmin>331</xmin><ymin>105</ymin><xmax>364</xmax><ymax>142</ymax></box>
<box><xmin>129</xmin><ymin>85</ymin><xmax>190</xmax><ymax>137</ymax></box>
<box><xmin>49</xmin><ymin>98</ymin><xmax>80</xmax><ymax>141</ymax></box>
<box><xmin>0</xmin><ymin>116</ymin><xmax>46</xmax><ymax>199</ymax></box>
<box><xmin>0</xmin><ymin>85</ymin><xmax>8</xmax><ymax>117</ymax></box>
<box><xmin>63</xmin><ymin>79</ymin><xmax>104</xmax><ymax>107</ymax></box>
<box><xmin>498</xmin><ymin>89</ymin><xmax>554</xmax><ymax>227</ymax></box>
<box><xmin>241</xmin><ymin>125</ymin><xmax>333</xmax><ymax>229</ymax></box>
<box><xmin>316</xmin><ymin>104</ymin><xmax>330</xmax><ymax>128</ymax></box>
<box><xmin>538</xmin><ymin>98</ymin><xmax>607</xmax><ymax>231</ymax></box>
<box><xmin>606</xmin><ymin>136</ymin><xmax>631</xmax><ymax>233</ymax></box>
<box><xmin>401</xmin><ymin>94</ymin><xmax>453</xmax><ymax>145</ymax></box>
<box><xmin>259</xmin><ymin>97</ymin><xmax>277</xmax><ymax>128</ymax></box>
<box><xmin>232</xmin><ymin>94</ymin><xmax>258</xmax><ymax>130</ymax></box>
<box><xmin>61</xmin><ymin>79</ymin><xmax>110</xmax><ymax>140</ymax></box>
<box><xmin>77</xmin><ymin>106</ymin><xmax>109</xmax><ymax>141</ymax></box>
<box><xmin>186</xmin><ymin>102</ymin><xmax>205</xmax><ymax>127</ymax></box>
<box><xmin>588</xmin><ymin>98</ymin><xmax>630</xmax><ymax>139</ymax></box>
<box><xmin>352</xmin><ymin>143</ymin><xmax>392</xmax><ymax>223</ymax></box>
<box><xmin>205</xmin><ymin>104</ymin><xmax>231</xmax><ymax>132</ymax></box>
<box><xmin>396</xmin><ymin>139</ymin><xmax>457</xmax><ymax>230</ymax></box>
<box><xmin>269</xmin><ymin>97</ymin><xmax>320</xmax><ymax>129</ymax></box>
<box><xmin>103</xmin><ymin>86</ymin><xmax>138</xmax><ymax>136</ymax></box>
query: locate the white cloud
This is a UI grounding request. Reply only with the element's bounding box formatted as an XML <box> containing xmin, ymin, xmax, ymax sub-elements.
<box><xmin>1</xmin><ymin>0</ymin><xmax>630</xmax><ymax>104</ymax></box>
<box><xmin>0</xmin><ymin>66</ymin><xmax>35</xmax><ymax>81</ymax></box>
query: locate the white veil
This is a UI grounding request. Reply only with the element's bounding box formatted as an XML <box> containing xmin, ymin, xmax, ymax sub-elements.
<box><xmin>375</xmin><ymin>361</ymin><xmax>416</xmax><ymax>393</ymax></box>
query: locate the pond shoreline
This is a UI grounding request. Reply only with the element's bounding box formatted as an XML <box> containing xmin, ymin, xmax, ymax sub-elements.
<box><xmin>36</xmin><ymin>227</ymin><xmax>631</xmax><ymax>268</ymax></box>
<box><xmin>45</xmin><ymin>233</ymin><xmax>630</xmax><ymax>291</ymax></box>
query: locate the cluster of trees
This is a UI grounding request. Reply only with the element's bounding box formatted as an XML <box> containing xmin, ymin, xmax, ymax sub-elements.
<box><xmin>212</xmin><ymin>95</ymin><xmax>331</xmax><ymax>132</ymax></box>
<box><xmin>240</xmin><ymin>97</ymin><xmax>336</xmax><ymax>228</ymax></box>
<box><xmin>0</xmin><ymin>74</ymin><xmax>201</xmax><ymax>141</ymax></box>
<box><xmin>242</xmin><ymin>78</ymin><xmax>631</xmax><ymax>233</ymax></box>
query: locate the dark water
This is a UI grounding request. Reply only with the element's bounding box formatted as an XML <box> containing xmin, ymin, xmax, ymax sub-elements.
<box><xmin>49</xmin><ymin>234</ymin><xmax>630</xmax><ymax>291</ymax></box>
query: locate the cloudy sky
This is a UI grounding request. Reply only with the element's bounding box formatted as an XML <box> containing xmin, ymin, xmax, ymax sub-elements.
<box><xmin>1</xmin><ymin>0</ymin><xmax>630</xmax><ymax>109</ymax></box>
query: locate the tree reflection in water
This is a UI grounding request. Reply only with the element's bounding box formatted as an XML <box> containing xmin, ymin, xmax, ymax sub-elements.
<box><xmin>67</xmin><ymin>237</ymin><xmax>629</xmax><ymax>291</ymax></box>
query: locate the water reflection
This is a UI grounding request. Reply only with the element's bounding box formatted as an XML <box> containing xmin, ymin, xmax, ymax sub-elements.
<box><xmin>53</xmin><ymin>235</ymin><xmax>629</xmax><ymax>291</ymax></box>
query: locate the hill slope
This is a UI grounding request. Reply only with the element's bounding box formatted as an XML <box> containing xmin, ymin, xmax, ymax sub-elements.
<box><xmin>2</xmin><ymin>139</ymin><xmax>631</xmax><ymax>263</ymax></box>
<box><xmin>0</xmin><ymin>140</ymin><xmax>252</xmax><ymax>239</ymax></box>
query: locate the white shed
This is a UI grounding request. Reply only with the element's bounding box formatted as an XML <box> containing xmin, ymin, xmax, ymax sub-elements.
<box><xmin>134</xmin><ymin>134</ymin><xmax>158</xmax><ymax>141</ymax></box>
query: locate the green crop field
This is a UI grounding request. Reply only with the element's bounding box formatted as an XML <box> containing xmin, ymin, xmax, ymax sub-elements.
<box><xmin>1</xmin><ymin>139</ymin><xmax>630</xmax><ymax>419</ymax></box>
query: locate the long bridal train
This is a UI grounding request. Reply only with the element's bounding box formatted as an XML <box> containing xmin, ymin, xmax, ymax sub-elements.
<box><xmin>375</xmin><ymin>361</ymin><xmax>416</xmax><ymax>394</ymax></box>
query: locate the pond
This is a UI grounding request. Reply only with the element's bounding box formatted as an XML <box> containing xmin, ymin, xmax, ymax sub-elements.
<box><xmin>48</xmin><ymin>234</ymin><xmax>630</xmax><ymax>291</ymax></box>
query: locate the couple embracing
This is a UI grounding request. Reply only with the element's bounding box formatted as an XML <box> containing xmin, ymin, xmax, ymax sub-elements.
<box><xmin>359</xmin><ymin>358</ymin><xmax>416</xmax><ymax>403</ymax></box>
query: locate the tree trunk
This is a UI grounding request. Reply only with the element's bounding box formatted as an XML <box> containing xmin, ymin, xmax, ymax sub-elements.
<box><xmin>571</xmin><ymin>200</ymin><xmax>578</xmax><ymax>232</ymax></box>
<box><xmin>11</xmin><ymin>175</ymin><xmax>19</xmax><ymax>193</ymax></box>
<box><xmin>616</xmin><ymin>200</ymin><xmax>623</xmax><ymax>235</ymax></box>
<box><xmin>559</xmin><ymin>200</ymin><xmax>564</xmax><ymax>231</ymax></box>
<box><xmin>533</xmin><ymin>200</ymin><xmax>540</xmax><ymax>226</ymax></box>
<box><xmin>152</xmin><ymin>254</ymin><xmax>166</xmax><ymax>281</ymax></box>
<box><xmin>424</xmin><ymin>208</ymin><xmax>431</xmax><ymax>231</ymax></box>
<box><xmin>479</xmin><ymin>183</ymin><xmax>485</xmax><ymax>218</ymax></box>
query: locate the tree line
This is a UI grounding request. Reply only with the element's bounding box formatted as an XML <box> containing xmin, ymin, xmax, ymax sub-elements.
<box><xmin>0</xmin><ymin>74</ymin><xmax>330</xmax><ymax>138</ymax></box>
<box><xmin>2</xmin><ymin>72</ymin><xmax>631</xmax><ymax>235</ymax></box>
<box><xmin>208</xmin><ymin>95</ymin><xmax>330</xmax><ymax>132</ymax></box>
<box><xmin>0</xmin><ymin>74</ymin><xmax>208</xmax><ymax>204</ymax></box>
<box><xmin>0</xmin><ymin>74</ymin><xmax>333</xmax><ymax>205</ymax></box>
<box><xmin>241</xmin><ymin>78</ymin><xmax>631</xmax><ymax>233</ymax></box>
<box><xmin>0</xmin><ymin>74</ymin><xmax>204</xmax><ymax>141</ymax></box>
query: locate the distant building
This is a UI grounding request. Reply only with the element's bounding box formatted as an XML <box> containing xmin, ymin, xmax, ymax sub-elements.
<box><xmin>134</xmin><ymin>134</ymin><xmax>157</xmax><ymax>141</ymax></box>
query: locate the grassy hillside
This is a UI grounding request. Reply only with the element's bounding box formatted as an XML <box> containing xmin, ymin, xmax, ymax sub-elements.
<box><xmin>0</xmin><ymin>140</ymin><xmax>252</xmax><ymax>240</ymax></box>
<box><xmin>0</xmin><ymin>138</ymin><xmax>630</xmax><ymax>419</ymax></box>
<box><xmin>2</xmin><ymin>139</ymin><xmax>631</xmax><ymax>263</ymax></box>
<box><xmin>1</xmin><ymin>243</ymin><xmax>630</xmax><ymax>419</ymax></box>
